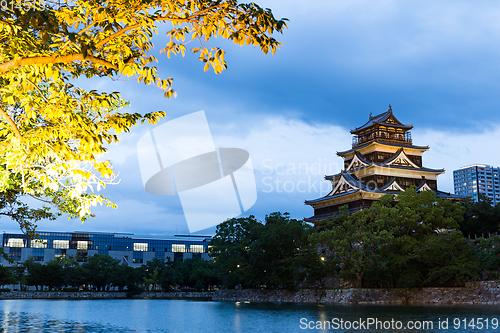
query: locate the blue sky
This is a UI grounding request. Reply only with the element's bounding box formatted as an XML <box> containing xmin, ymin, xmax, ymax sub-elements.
<box><xmin>3</xmin><ymin>0</ymin><xmax>500</xmax><ymax>235</ymax></box>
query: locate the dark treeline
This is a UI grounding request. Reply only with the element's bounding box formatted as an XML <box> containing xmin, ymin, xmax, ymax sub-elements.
<box><xmin>208</xmin><ymin>212</ymin><xmax>326</xmax><ymax>289</ymax></box>
<box><xmin>460</xmin><ymin>194</ymin><xmax>500</xmax><ymax>238</ymax></box>
<box><xmin>313</xmin><ymin>189</ymin><xmax>500</xmax><ymax>288</ymax></box>
<box><xmin>0</xmin><ymin>254</ymin><xmax>222</xmax><ymax>294</ymax></box>
<box><xmin>0</xmin><ymin>190</ymin><xmax>499</xmax><ymax>291</ymax></box>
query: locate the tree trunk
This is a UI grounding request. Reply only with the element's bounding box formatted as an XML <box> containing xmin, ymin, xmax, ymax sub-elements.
<box><xmin>356</xmin><ymin>274</ymin><xmax>363</xmax><ymax>288</ymax></box>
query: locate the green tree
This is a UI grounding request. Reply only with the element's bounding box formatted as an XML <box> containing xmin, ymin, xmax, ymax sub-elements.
<box><xmin>390</xmin><ymin>189</ymin><xmax>476</xmax><ymax>287</ymax></box>
<box><xmin>24</xmin><ymin>258</ymin><xmax>64</xmax><ymax>290</ymax></box>
<box><xmin>314</xmin><ymin>188</ymin><xmax>479</xmax><ymax>288</ymax></box>
<box><xmin>43</xmin><ymin>259</ymin><xmax>65</xmax><ymax>290</ymax></box>
<box><xmin>415</xmin><ymin>231</ymin><xmax>479</xmax><ymax>286</ymax></box>
<box><xmin>0</xmin><ymin>265</ymin><xmax>16</xmax><ymax>287</ymax></box>
<box><xmin>474</xmin><ymin>235</ymin><xmax>500</xmax><ymax>279</ymax></box>
<box><xmin>56</xmin><ymin>255</ymin><xmax>85</xmax><ymax>288</ymax></box>
<box><xmin>210</xmin><ymin>213</ymin><xmax>323</xmax><ymax>289</ymax></box>
<box><xmin>159</xmin><ymin>264</ymin><xmax>183</xmax><ymax>291</ymax></box>
<box><xmin>23</xmin><ymin>258</ymin><xmax>45</xmax><ymax>290</ymax></box>
<box><xmin>12</xmin><ymin>262</ymin><xmax>26</xmax><ymax>290</ymax></box>
<box><xmin>250</xmin><ymin>212</ymin><xmax>318</xmax><ymax>289</ymax></box>
<box><xmin>311</xmin><ymin>204</ymin><xmax>394</xmax><ymax>288</ymax></box>
<box><xmin>209</xmin><ymin>215</ymin><xmax>263</xmax><ymax>288</ymax></box>
<box><xmin>180</xmin><ymin>257</ymin><xmax>220</xmax><ymax>290</ymax></box>
<box><xmin>461</xmin><ymin>195</ymin><xmax>500</xmax><ymax>238</ymax></box>
<box><xmin>0</xmin><ymin>0</ymin><xmax>286</xmax><ymax>224</ymax></box>
<box><xmin>83</xmin><ymin>254</ymin><xmax>120</xmax><ymax>290</ymax></box>
<box><xmin>0</xmin><ymin>190</ymin><xmax>55</xmax><ymax>234</ymax></box>
<box><xmin>141</xmin><ymin>258</ymin><xmax>166</xmax><ymax>290</ymax></box>
<box><xmin>110</xmin><ymin>264</ymin><xmax>139</xmax><ymax>292</ymax></box>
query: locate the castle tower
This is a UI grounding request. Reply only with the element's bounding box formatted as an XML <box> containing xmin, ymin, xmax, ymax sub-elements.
<box><xmin>305</xmin><ymin>106</ymin><xmax>460</xmax><ymax>223</ymax></box>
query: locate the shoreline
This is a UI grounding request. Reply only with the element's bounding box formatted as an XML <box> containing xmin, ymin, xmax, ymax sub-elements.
<box><xmin>0</xmin><ymin>281</ymin><xmax>498</xmax><ymax>304</ymax></box>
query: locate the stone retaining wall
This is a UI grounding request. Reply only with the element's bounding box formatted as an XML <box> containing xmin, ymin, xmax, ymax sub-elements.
<box><xmin>212</xmin><ymin>281</ymin><xmax>500</xmax><ymax>304</ymax></box>
<box><xmin>0</xmin><ymin>291</ymin><xmax>213</xmax><ymax>300</ymax></box>
<box><xmin>0</xmin><ymin>281</ymin><xmax>498</xmax><ymax>304</ymax></box>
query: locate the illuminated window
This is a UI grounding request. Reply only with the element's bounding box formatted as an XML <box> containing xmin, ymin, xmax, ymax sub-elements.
<box><xmin>190</xmin><ymin>245</ymin><xmax>204</xmax><ymax>253</ymax></box>
<box><xmin>7</xmin><ymin>239</ymin><xmax>25</xmax><ymax>247</ymax></box>
<box><xmin>133</xmin><ymin>243</ymin><xmax>148</xmax><ymax>251</ymax></box>
<box><xmin>53</xmin><ymin>240</ymin><xmax>69</xmax><ymax>249</ymax></box>
<box><xmin>77</xmin><ymin>241</ymin><xmax>88</xmax><ymax>250</ymax></box>
<box><xmin>172</xmin><ymin>244</ymin><xmax>186</xmax><ymax>253</ymax></box>
<box><xmin>31</xmin><ymin>239</ymin><xmax>47</xmax><ymax>248</ymax></box>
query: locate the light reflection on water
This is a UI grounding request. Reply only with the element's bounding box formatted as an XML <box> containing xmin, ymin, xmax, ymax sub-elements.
<box><xmin>0</xmin><ymin>299</ymin><xmax>498</xmax><ymax>332</ymax></box>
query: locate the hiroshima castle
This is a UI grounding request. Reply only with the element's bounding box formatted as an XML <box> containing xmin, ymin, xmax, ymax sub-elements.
<box><xmin>305</xmin><ymin>106</ymin><xmax>462</xmax><ymax>223</ymax></box>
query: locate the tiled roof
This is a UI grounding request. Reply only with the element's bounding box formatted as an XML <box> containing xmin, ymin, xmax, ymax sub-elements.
<box><xmin>350</xmin><ymin>109</ymin><xmax>412</xmax><ymax>134</ymax></box>
<box><xmin>435</xmin><ymin>190</ymin><xmax>468</xmax><ymax>199</ymax></box>
<box><xmin>337</xmin><ymin>140</ymin><xmax>429</xmax><ymax>156</ymax></box>
<box><xmin>304</xmin><ymin>188</ymin><xmax>361</xmax><ymax>204</ymax></box>
<box><xmin>347</xmin><ymin>162</ymin><xmax>443</xmax><ymax>174</ymax></box>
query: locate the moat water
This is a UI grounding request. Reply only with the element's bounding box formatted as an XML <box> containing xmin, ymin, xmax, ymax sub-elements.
<box><xmin>0</xmin><ymin>299</ymin><xmax>498</xmax><ymax>332</ymax></box>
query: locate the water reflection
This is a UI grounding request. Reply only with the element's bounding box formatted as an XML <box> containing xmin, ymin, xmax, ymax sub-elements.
<box><xmin>0</xmin><ymin>312</ymin><xmax>129</xmax><ymax>332</ymax></box>
<box><xmin>0</xmin><ymin>299</ymin><xmax>498</xmax><ymax>332</ymax></box>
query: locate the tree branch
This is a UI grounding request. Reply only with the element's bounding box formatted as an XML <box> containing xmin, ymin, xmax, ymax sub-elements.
<box><xmin>95</xmin><ymin>5</ymin><xmax>222</xmax><ymax>48</ymax></box>
<box><xmin>95</xmin><ymin>23</ymin><xmax>143</xmax><ymax>48</ymax></box>
<box><xmin>27</xmin><ymin>193</ymin><xmax>55</xmax><ymax>205</ymax></box>
<box><xmin>0</xmin><ymin>54</ymin><xmax>117</xmax><ymax>75</ymax></box>
<box><xmin>0</xmin><ymin>106</ymin><xmax>23</xmax><ymax>141</ymax></box>
<box><xmin>25</xmin><ymin>78</ymin><xmax>53</xmax><ymax>106</ymax></box>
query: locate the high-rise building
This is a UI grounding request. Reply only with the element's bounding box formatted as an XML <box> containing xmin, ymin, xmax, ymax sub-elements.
<box><xmin>453</xmin><ymin>164</ymin><xmax>500</xmax><ymax>204</ymax></box>
<box><xmin>305</xmin><ymin>106</ymin><xmax>462</xmax><ymax>224</ymax></box>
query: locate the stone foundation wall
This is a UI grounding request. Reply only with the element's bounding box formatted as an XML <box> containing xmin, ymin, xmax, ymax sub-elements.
<box><xmin>0</xmin><ymin>291</ymin><xmax>213</xmax><ymax>300</ymax></box>
<box><xmin>212</xmin><ymin>281</ymin><xmax>500</xmax><ymax>304</ymax></box>
<box><xmin>0</xmin><ymin>281</ymin><xmax>498</xmax><ymax>304</ymax></box>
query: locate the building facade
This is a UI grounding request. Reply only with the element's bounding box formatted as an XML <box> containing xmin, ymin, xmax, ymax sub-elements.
<box><xmin>0</xmin><ymin>231</ymin><xmax>211</xmax><ymax>267</ymax></box>
<box><xmin>305</xmin><ymin>106</ymin><xmax>462</xmax><ymax>223</ymax></box>
<box><xmin>453</xmin><ymin>164</ymin><xmax>500</xmax><ymax>204</ymax></box>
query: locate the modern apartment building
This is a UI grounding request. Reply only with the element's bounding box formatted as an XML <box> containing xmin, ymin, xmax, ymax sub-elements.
<box><xmin>0</xmin><ymin>231</ymin><xmax>211</xmax><ymax>267</ymax></box>
<box><xmin>453</xmin><ymin>164</ymin><xmax>500</xmax><ymax>204</ymax></box>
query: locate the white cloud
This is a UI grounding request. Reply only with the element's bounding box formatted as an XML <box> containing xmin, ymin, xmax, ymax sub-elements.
<box><xmin>417</xmin><ymin>126</ymin><xmax>500</xmax><ymax>192</ymax></box>
<box><xmin>18</xmin><ymin>114</ymin><xmax>500</xmax><ymax>235</ymax></box>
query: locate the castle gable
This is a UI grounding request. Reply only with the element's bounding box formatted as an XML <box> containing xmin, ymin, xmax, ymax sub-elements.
<box><xmin>384</xmin><ymin>148</ymin><xmax>419</xmax><ymax>168</ymax></box>
<box><xmin>345</xmin><ymin>152</ymin><xmax>371</xmax><ymax>171</ymax></box>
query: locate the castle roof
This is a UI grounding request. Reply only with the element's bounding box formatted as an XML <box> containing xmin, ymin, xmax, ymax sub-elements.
<box><xmin>350</xmin><ymin>107</ymin><xmax>413</xmax><ymax>134</ymax></box>
<box><xmin>337</xmin><ymin>140</ymin><xmax>429</xmax><ymax>157</ymax></box>
<box><xmin>325</xmin><ymin>163</ymin><xmax>444</xmax><ymax>179</ymax></box>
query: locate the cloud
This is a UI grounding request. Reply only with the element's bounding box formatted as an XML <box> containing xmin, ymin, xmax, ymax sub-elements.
<box><xmin>10</xmin><ymin>0</ymin><xmax>500</xmax><ymax>236</ymax></box>
<box><xmin>417</xmin><ymin>126</ymin><xmax>500</xmax><ymax>192</ymax></box>
<box><xmin>16</xmin><ymin>112</ymin><xmax>500</xmax><ymax>235</ymax></box>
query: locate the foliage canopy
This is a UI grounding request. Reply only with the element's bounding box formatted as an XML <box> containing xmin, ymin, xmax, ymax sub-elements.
<box><xmin>209</xmin><ymin>212</ymin><xmax>326</xmax><ymax>289</ymax></box>
<box><xmin>312</xmin><ymin>188</ymin><xmax>479</xmax><ymax>288</ymax></box>
<box><xmin>0</xmin><ymin>0</ymin><xmax>286</xmax><ymax>223</ymax></box>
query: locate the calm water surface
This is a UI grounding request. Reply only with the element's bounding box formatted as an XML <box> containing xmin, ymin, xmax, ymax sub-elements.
<box><xmin>0</xmin><ymin>299</ymin><xmax>498</xmax><ymax>332</ymax></box>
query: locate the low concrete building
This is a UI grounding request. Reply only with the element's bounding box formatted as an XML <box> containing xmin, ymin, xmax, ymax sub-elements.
<box><xmin>1</xmin><ymin>231</ymin><xmax>211</xmax><ymax>267</ymax></box>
